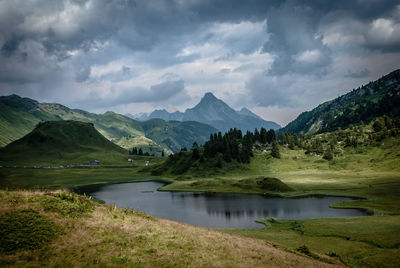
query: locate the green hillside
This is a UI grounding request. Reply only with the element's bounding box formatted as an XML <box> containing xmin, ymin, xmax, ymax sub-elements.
<box><xmin>279</xmin><ymin>69</ymin><xmax>400</xmax><ymax>135</ymax></box>
<box><xmin>142</xmin><ymin>119</ymin><xmax>218</xmax><ymax>153</ymax></box>
<box><xmin>0</xmin><ymin>95</ymin><xmax>59</xmax><ymax>147</ymax></box>
<box><xmin>0</xmin><ymin>121</ymin><xmax>128</xmax><ymax>166</ymax></box>
<box><xmin>0</xmin><ymin>95</ymin><xmax>217</xmax><ymax>153</ymax></box>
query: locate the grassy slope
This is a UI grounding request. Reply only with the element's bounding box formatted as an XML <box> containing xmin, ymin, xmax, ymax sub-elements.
<box><xmin>39</xmin><ymin>105</ymin><xmax>169</xmax><ymax>153</ymax></box>
<box><xmin>227</xmin><ymin>216</ymin><xmax>400</xmax><ymax>268</ymax></box>
<box><xmin>0</xmin><ymin>121</ymin><xmax>129</xmax><ymax>166</ymax></box>
<box><xmin>111</xmin><ymin>135</ymin><xmax>173</xmax><ymax>155</ymax></box>
<box><xmin>220</xmin><ymin>143</ymin><xmax>400</xmax><ymax>268</ymax></box>
<box><xmin>0</xmin><ymin>190</ymin><xmax>338</xmax><ymax>267</ymax></box>
<box><xmin>0</xmin><ymin>97</ymin><xmax>58</xmax><ymax>147</ymax></box>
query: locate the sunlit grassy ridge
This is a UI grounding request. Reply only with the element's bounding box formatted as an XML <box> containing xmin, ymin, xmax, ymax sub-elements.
<box><xmin>0</xmin><ymin>190</ymin><xmax>339</xmax><ymax>267</ymax></box>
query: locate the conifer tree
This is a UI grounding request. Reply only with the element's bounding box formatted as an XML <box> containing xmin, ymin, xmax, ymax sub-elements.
<box><xmin>271</xmin><ymin>141</ymin><xmax>280</xmax><ymax>158</ymax></box>
<box><xmin>323</xmin><ymin>148</ymin><xmax>333</xmax><ymax>160</ymax></box>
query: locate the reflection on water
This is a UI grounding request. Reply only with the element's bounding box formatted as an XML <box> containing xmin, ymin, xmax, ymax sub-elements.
<box><xmin>76</xmin><ymin>181</ymin><xmax>369</xmax><ymax>228</ymax></box>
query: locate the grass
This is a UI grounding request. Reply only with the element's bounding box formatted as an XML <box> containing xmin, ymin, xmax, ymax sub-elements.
<box><xmin>161</xmin><ymin>176</ymin><xmax>293</xmax><ymax>194</ymax></box>
<box><xmin>0</xmin><ymin>208</ymin><xmax>62</xmax><ymax>253</ymax></box>
<box><xmin>225</xmin><ymin>216</ymin><xmax>400</xmax><ymax>268</ymax></box>
<box><xmin>0</xmin><ymin>190</ymin><xmax>337</xmax><ymax>267</ymax></box>
<box><xmin>111</xmin><ymin>134</ymin><xmax>173</xmax><ymax>155</ymax></box>
<box><xmin>0</xmin><ymin>165</ymin><xmax>169</xmax><ymax>190</ymax></box>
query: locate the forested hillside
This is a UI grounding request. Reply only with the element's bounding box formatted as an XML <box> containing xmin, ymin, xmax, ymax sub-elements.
<box><xmin>280</xmin><ymin>69</ymin><xmax>400</xmax><ymax>135</ymax></box>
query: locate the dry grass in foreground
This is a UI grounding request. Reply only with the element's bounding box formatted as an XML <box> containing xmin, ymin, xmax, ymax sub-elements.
<box><xmin>0</xmin><ymin>190</ymin><xmax>341</xmax><ymax>267</ymax></box>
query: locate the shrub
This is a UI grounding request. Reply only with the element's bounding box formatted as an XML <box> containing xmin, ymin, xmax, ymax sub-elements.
<box><xmin>0</xmin><ymin>209</ymin><xmax>62</xmax><ymax>253</ymax></box>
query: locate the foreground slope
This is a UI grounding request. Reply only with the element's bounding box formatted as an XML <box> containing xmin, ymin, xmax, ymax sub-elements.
<box><xmin>0</xmin><ymin>190</ymin><xmax>339</xmax><ymax>267</ymax></box>
<box><xmin>0</xmin><ymin>121</ymin><xmax>127</xmax><ymax>165</ymax></box>
<box><xmin>280</xmin><ymin>69</ymin><xmax>400</xmax><ymax>135</ymax></box>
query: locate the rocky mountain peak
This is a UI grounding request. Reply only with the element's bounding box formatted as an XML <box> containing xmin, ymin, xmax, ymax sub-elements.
<box><xmin>199</xmin><ymin>92</ymin><xmax>219</xmax><ymax>104</ymax></box>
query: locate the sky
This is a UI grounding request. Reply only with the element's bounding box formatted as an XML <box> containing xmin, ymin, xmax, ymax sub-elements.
<box><xmin>0</xmin><ymin>0</ymin><xmax>400</xmax><ymax>126</ymax></box>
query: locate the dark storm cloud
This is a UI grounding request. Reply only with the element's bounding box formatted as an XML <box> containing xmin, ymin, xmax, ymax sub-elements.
<box><xmin>248</xmin><ymin>0</ymin><xmax>400</xmax><ymax>108</ymax></box>
<box><xmin>0</xmin><ymin>0</ymin><xmax>398</xmax><ymax>64</ymax></box>
<box><xmin>0</xmin><ymin>0</ymin><xmax>399</xmax><ymax>115</ymax></box>
<box><xmin>263</xmin><ymin>1</ymin><xmax>332</xmax><ymax>75</ymax></box>
<box><xmin>1</xmin><ymin>36</ymin><xmax>24</xmax><ymax>57</ymax></box>
<box><xmin>261</xmin><ymin>0</ymin><xmax>400</xmax><ymax>76</ymax></box>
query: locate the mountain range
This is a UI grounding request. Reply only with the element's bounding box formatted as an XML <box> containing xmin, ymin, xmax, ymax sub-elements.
<box><xmin>279</xmin><ymin>69</ymin><xmax>400</xmax><ymax>135</ymax></box>
<box><xmin>2</xmin><ymin>69</ymin><xmax>399</xmax><ymax>155</ymax></box>
<box><xmin>0</xmin><ymin>95</ymin><xmax>217</xmax><ymax>153</ymax></box>
<box><xmin>127</xmin><ymin>92</ymin><xmax>281</xmax><ymax>133</ymax></box>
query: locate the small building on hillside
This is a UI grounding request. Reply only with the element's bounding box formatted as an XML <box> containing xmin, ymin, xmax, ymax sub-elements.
<box><xmin>128</xmin><ymin>158</ymin><xmax>134</xmax><ymax>163</ymax></box>
<box><xmin>89</xmin><ymin>160</ymin><xmax>99</xmax><ymax>166</ymax></box>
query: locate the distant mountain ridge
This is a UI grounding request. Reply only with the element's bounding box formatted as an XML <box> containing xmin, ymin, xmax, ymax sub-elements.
<box><xmin>135</xmin><ymin>92</ymin><xmax>280</xmax><ymax>133</ymax></box>
<box><xmin>279</xmin><ymin>69</ymin><xmax>400</xmax><ymax>135</ymax></box>
<box><xmin>0</xmin><ymin>95</ymin><xmax>217</xmax><ymax>153</ymax></box>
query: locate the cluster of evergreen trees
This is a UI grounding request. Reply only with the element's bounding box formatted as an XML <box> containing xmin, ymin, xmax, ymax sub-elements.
<box><xmin>203</xmin><ymin>128</ymin><xmax>251</xmax><ymax>163</ymax></box>
<box><xmin>202</xmin><ymin>127</ymin><xmax>278</xmax><ymax>163</ymax></box>
<box><xmin>163</xmin><ymin>127</ymin><xmax>280</xmax><ymax>173</ymax></box>
<box><xmin>129</xmin><ymin>147</ymin><xmax>152</xmax><ymax>156</ymax></box>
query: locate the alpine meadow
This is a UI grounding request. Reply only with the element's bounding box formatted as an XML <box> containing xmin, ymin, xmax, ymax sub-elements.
<box><xmin>1</xmin><ymin>1</ymin><xmax>400</xmax><ymax>267</ymax></box>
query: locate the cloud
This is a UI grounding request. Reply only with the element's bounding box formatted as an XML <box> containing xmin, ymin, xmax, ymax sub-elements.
<box><xmin>75</xmin><ymin>65</ymin><xmax>91</xmax><ymax>82</ymax></box>
<box><xmin>84</xmin><ymin>79</ymin><xmax>187</xmax><ymax>108</ymax></box>
<box><xmin>261</xmin><ymin>1</ymin><xmax>333</xmax><ymax>76</ymax></box>
<box><xmin>0</xmin><ymin>0</ymin><xmax>400</xmax><ymax>124</ymax></box>
<box><xmin>345</xmin><ymin>68</ymin><xmax>371</xmax><ymax>78</ymax></box>
<box><xmin>1</xmin><ymin>36</ymin><xmax>24</xmax><ymax>57</ymax></box>
<box><xmin>366</xmin><ymin>18</ymin><xmax>400</xmax><ymax>52</ymax></box>
<box><xmin>246</xmin><ymin>73</ymin><xmax>298</xmax><ymax>107</ymax></box>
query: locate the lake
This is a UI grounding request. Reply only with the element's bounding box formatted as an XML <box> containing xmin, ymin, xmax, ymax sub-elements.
<box><xmin>76</xmin><ymin>181</ymin><xmax>369</xmax><ymax>228</ymax></box>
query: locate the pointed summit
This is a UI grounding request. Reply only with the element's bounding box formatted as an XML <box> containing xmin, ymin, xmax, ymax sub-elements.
<box><xmin>141</xmin><ymin>91</ymin><xmax>281</xmax><ymax>132</ymax></box>
<box><xmin>199</xmin><ymin>92</ymin><xmax>219</xmax><ymax>105</ymax></box>
<box><xmin>203</xmin><ymin>92</ymin><xmax>217</xmax><ymax>100</ymax></box>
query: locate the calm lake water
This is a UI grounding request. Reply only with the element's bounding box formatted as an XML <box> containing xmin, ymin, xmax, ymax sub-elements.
<box><xmin>76</xmin><ymin>181</ymin><xmax>369</xmax><ymax>228</ymax></box>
